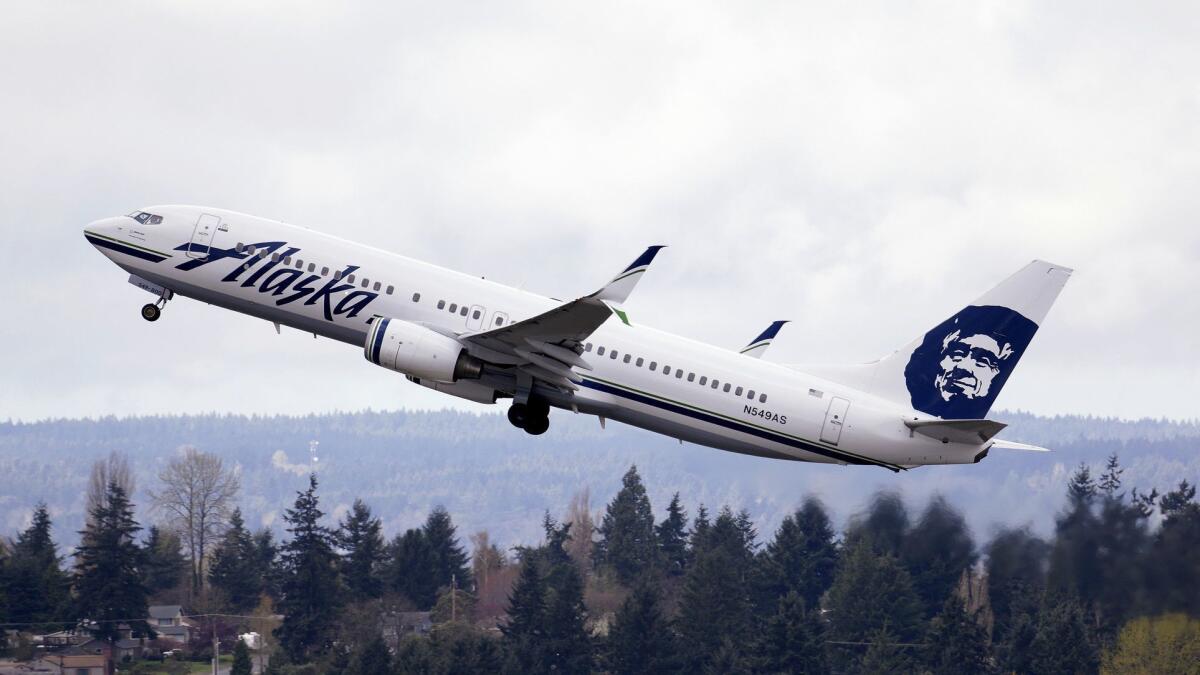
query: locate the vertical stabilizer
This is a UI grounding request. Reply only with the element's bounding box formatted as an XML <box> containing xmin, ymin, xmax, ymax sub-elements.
<box><xmin>812</xmin><ymin>260</ymin><xmax>1072</xmax><ymax>419</ymax></box>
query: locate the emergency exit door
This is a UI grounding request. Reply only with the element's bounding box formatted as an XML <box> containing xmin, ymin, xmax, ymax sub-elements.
<box><xmin>187</xmin><ymin>213</ymin><xmax>221</xmax><ymax>259</ymax></box>
<box><xmin>820</xmin><ymin>397</ymin><xmax>851</xmax><ymax>445</ymax></box>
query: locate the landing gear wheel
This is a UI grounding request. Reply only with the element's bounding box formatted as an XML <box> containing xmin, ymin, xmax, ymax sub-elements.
<box><xmin>524</xmin><ymin>414</ymin><xmax>550</xmax><ymax>436</ymax></box>
<box><xmin>507</xmin><ymin>403</ymin><xmax>528</xmax><ymax>429</ymax></box>
<box><xmin>141</xmin><ymin>303</ymin><xmax>161</xmax><ymax>322</ymax></box>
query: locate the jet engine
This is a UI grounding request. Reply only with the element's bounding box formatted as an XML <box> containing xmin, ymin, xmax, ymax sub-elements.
<box><xmin>364</xmin><ymin>318</ymin><xmax>484</xmax><ymax>383</ymax></box>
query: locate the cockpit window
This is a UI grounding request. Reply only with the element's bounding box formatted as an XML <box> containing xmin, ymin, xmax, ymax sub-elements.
<box><xmin>127</xmin><ymin>211</ymin><xmax>163</xmax><ymax>225</ymax></box>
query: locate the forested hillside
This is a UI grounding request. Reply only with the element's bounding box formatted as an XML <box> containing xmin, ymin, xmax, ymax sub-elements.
<box><xmin>0</xmin><ymin>409</ymin><xmax>1196</xmax><ymax>549</ymax></box>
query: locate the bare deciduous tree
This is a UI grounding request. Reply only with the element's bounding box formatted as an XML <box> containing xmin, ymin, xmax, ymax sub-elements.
<box><xmin>469</xmin><ymin>530</ymin><xmax>507</xmax><ymax>589</ymax></box>
<box><xmin>149</xmin><ymin>445</ymin><xmax>241</xmax><ymax>596</ymax></box>
<box><xmin>565</xmin><ymin>487</ymin><xmax>595</xmax><ymax>569</ymax></box>
<box><xmin>86</xmin><ymin>451</ymin><xmax>135</xmax><ymax>523</ymax></box>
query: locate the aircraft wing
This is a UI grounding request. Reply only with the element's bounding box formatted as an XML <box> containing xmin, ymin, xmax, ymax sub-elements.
<box><xmin>461</xmin><ymin>246</ymin><xmax>665</xmax><ymax>390</ymax></box>
<box><xmin>740</xmin><ymin>320</ymin><xmax>789</xmax><ymax>358</ymax></box>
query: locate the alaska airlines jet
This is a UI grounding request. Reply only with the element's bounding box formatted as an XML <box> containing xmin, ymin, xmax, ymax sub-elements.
<box><xmin>84</xmin><ymin>206</ymin><xmax>1071</xmax><ymax>471</ymax></box>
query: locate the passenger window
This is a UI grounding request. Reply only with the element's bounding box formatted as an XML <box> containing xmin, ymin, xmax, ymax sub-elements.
<box><xmin>236</xmin><ymin>242</ymin><xmax>245</xmax><ymax>253</ymax></box>
<box><xmin>307</xmin><ymin>263</ymin><xmax>316</xmax><ymax>273</ymax></box>
<box><xmin>748</xmin><ymin>390</ymin><xmax>756</xmax><ymax>400</ymax></box>
<box><xmin>724</xmin><ymin>383</ymin><xmax>732</xmax><ymax>393</ymax></box>
<box><xmin>623</xmin><ymin>354</ymin><xmax>631</xmax><ymax>364</ymax></box>
<box><xmin>663</xmin><ymin>366</ymin><xmax>670</xmax><ymax>375</ymax></box>
<box><xmin>260</xmin><ymin>250</ymin><xmax>269</xmax><ymax>258</ymax></box>
<box><xmin>687</xmin><ymin>372</ymin><xmax>695</xmax><ymax>382</ymax></box>
<box><xmin>375</xmin><ymin>282</ymin><xmax>384</xmax><ymax>292</ymax></box>
<box><xmin>459</xmin><ymin>305</ymin><xmax>468</xmax><ymax>316</ymax></box>
<box><xmin>495</xmin><ymin>316</ymin><xmax>504</xmax><ymax>325</ymax></box>
<box><xmin>610</xmin><ymin>351</ymin><xmax>618</xmax><ymax>360</ymax></box>
<box><xmin>635</xmin><ymin>357</ymin><xmax>644</xmax><ymax>367</ymax></box>
<box><xmin>361</xmin><ymin>278</ymin><xmax>370</xmax><ymax>289</ymax></box>
<box><xmin>676</xmin><ymin>370</ymin><xmax>684</xmax><ymax>379</ymax></box>
<box><xmin>295</xmin><ymin>259</ymin><xmax>303</xmax><ymax>269</ymax></box>
<box><xmin>247</xmin><ymin>245</ymin><xmax>256</xmax><ymax>255</ymax></box>
<box><xmin>333</xmin><ymin>270</ymin><xmax>342</xmax><ymax>280</ymax></box>
<box><xmin>387</xmin><ymin>286</ymin><xmax>395</xmax><ymax>295</ymax></box>
<box><xmin>321</xmin><ymin>266</ymin><xmax>330</xmax><ymax>276</ymax></box>
<box><xmin>699</xmin><ymin>376</ymin><xmax>707</xmax><ymax>386</ymax></box>
<box><xmin>585</xmin><ymin>343</ymin><xmax>593</xmax><ymax>352</ymax></box>
<box><xmin>283</xmin><ymin>256</ymin><xmax>292</xmax><ymax>265</ymax></box>
<box><xmin>597</xmin><ymin>346</ymin><xmax>606</xmax><ymax>356</ymax></box>
<box><xmin>437</xmin><ymin>300</ymin><xmax>446</xmax><ymax>309</ymax></box>
<box><xmin>735</xmin><ymin>386</ymin><xmax>744</xmax><ymax>396</ymax></box>
<box><xmin>412</xmin><ymin>293</ymin><xmax>421</xmax><ymax>302</ymax></box>
<box><xmin>711</xmin><ymin>379</ymin><xmax>719</xmax><ymax>389</ymax></box>
<box><xmin>271</xmin><ymin>253</ymin><xmax>280</xmax><ymax>262</ymax></box>
<box><xmin>759</xmin><ymin>393</ymin><xmax>767</xmax><ymax>403</ymax></box>
<box><xmin>449</xmin><ymin>303</ymin><xmax>458</xmax><ymax>313</ymax></box>
<box><xmin>347</xmin><ymin>274</ymin><xmax>355</xmax><ymax>283</ymax></box>
<box><xmin>472</xmin><ymin>309</ymin><xmax>481</xmax><ymax>319</ymax></box>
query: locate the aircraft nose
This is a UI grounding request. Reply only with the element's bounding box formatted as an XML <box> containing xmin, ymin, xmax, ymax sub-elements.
<box><xmin>83</xmin><ymin>216</ymin><xmax>124</xmax><ymax>243</ymax></box>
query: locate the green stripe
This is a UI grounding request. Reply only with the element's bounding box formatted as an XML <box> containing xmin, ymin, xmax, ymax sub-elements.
<box><xmin>608</xmin><ymin>267</ymin><xmax>645</xmax><ymax>284</ymax></box>
<box><xmin>585</xmin><ymin>374</ymin><xmax>880</xmax><ymax>465</ymax></box>
<box><xmin>84</xmin><ymin>230</ymin><xmax>173</xmax><ymax>258</ymax></box>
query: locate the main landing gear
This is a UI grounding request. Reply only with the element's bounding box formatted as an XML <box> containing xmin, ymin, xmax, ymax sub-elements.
<box><xmin>508</xmin><ymin>399</ymin><xmax>550</xmax><ymax>436</ymax></box>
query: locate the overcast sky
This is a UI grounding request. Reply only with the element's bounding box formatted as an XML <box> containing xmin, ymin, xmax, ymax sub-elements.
<box><xmin>2</xmin><ymin>1</ymin><xmax>1197</xmax><ymax>422</ymax></box>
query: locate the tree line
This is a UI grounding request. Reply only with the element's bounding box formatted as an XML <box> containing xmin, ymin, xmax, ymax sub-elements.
<box><xmin>0</xmin><ymin>450</ymin><xmax>1198</xmax><ymax>674</ymax></box>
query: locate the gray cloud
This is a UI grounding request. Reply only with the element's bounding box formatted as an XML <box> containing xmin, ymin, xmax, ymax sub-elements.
<box><xmin>2</xmin><ymin>1</ymin><xmax>1197</xmax><ymax>421</ymax></box>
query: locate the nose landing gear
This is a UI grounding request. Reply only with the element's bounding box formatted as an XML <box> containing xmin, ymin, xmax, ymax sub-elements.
<box><xmin>140</xmin><ymin>289</ymin><xmax>173</xmax><ymax>322</ymax></box>
<box><xmin>508</xmin><ymin>399</ymin><xmax>550</xmax><ymax>435</ymax></box>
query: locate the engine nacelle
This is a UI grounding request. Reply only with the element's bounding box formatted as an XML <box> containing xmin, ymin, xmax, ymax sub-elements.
<box><xmin>364</xmin><ymin>318</ymin><xmax>484</xmax><ymax>383</ymax></box>
<box><xmin>407</xmin><ymin>376</ymin><xmax>500</xmax><ymax>405</ymax></box>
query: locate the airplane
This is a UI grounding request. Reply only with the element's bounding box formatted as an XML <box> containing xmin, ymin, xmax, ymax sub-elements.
<box><xmin>84</xmin><ymin>206</ymin><xmax>1071</xmax><ymax>471</ymax></box>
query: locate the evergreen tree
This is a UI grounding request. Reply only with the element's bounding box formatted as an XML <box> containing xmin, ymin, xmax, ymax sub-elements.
<box><xmin>275</xmin><ymin>474</ymin><xmax>343</xmax><ymax>662</ymax></box>
<box><xmin>231</xmin><ymin>638</ymin><xmax>253</xmax><ymax>675</ymax></box>
<box><xmin>858</xmin><ymin>624</ymin><xmax>914</xmax><ymax>674</ymax></box>
<box><xmin>1029</xmin><ymin>593</ymin><xmax>1098</xmax><ymax>675</ymax></box>
<box><xmin>253</xmin><ymin>528</ymin><xmax>280</xmax><ymax>599</ymax></box>
<box><xmin>594</xmin><ymin>465</ymin><xmax>659</xmax><ymax>584</ymax></box>
<box><xmin>655</xmin><ymin>492</ymin><xmax>688</xmax><ymax>576</ymax></box>
<box><xmin>209</xmin><ymin>508</ymin><xmax>263</xmax><ymax>612</ymax></box>
<box><xmin>346</xmin><ymin>635</ymin><xmax>390</xmax><ymax>675</ymax></box>
<box><xmin>387</xmin><ymin>528</ymin><xmax>438</xmax><ymax>609</ymax></box>
<box><xmin>1067</xmin><ymin>462</ymin><xmax>1097</xmax><ymax>503</ymax></box>
<box><xmin>754</xmin><ymin>591</ymin><xmax>828</xmax><ymax>675</ymax></box>
<box><xmin>606</xmin><ymin>582</ymin><xmax>679</xmax><ymax>674</ymax></box>
<box><xmin>677</xmin><ymin>511</ymin><xmax>755</xmax><ymax>671</ymax></box>
<box><xmin>922</xmin><ymin>595</ymin><xmax>994</xmax><ymax>675</ymax></box>
<box><xmin>688</xmin><ymin>504</ymin><xmax>712</xmax><ymax>564</ymax></box>
<box><xmin>542</xmin><ymin>557</ymin><xmax>592</xmax><ymax>674</ymax></box>
<box><xmin>501</xmin><ymin>553</ymin><xmax>548</xmax><ymax>672</ymax></box>
<box><xmin>758</xmin><ymin>497</ymin><xmax>839</xmax><ymax>611</ymax></box>
<box><xmin>337</xmin><ymin>499</ymin><xmax>385</xmax><ymax>601</ymax></box>
<box><xmin>703</xmin><ymin>637</ymin><xmax>750</xmax><ymax>675</ymax></box>
<box><xmin>1098</xmin><ymin>453</ymin><xmax>1124</xmax><ymax>496</ymax></box>
<box><xmin>985</xmin><ymin>527</ymin><xmax>1048</xmax><ymax>636</ymax></box>
<box><xmin>846</xmin><ymin>491</ymin><xmax>909</xmax><ymax>556</ymax></box>
<box><xmin>993</xmin><ymin>581</ymin><xmax>1040</xmax><ymax>674</ymax></box>
<box><xmin>901</xmin><ymin>496</ymin><xmax>976</xmax><ymax>618</ymax></box>
<box><xmin>7</xmin><ymin>503</ymin><xmax>69</xmax><ymax>626</ymax></box>
<box><xmin>825</xmin><ymin>539</ymin><xmax>924</xmax><ymax>673</ymax></box>
<box><xmin>1150</xmin><ymin>480</ymin><xmax>1200</xmax><ymax>615</ymax></box>
<box><xmin>424</xmin><ymin>506</ymin><xmax>472</xmax><ymax>595</ymax></box>
<box><xmin>1048</xmin><ymin>464</ymin><xmax>1105</xmax><ymax>620</ymax></box>
<box><xmin>142</xmin><ymin>525</ymin><xmax>187</xmax><ymax>597</ymax></box>
<box><xmin>74</xmin><ymin>481</ymin><xmax>154</xmax><ymax>641</ymax></box>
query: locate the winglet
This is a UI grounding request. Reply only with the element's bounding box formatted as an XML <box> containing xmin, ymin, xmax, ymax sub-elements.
<box><xmin>593</xmin><ymin>245</ymin><xmax>666</xmax><ymax>304</ymax></box>
<box><xmin>741</xmin><ymin>320</ymin><xmax>790</xmax><ymax>358</ymax></box>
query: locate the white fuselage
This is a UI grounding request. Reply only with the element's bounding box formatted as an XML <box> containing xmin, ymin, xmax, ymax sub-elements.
<box><xmin>85</xmin><ymin>206</ymin><xmax>985</xmax><ymax>471</ymax></box>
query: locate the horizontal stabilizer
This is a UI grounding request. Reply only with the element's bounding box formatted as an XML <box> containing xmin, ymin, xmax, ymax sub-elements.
<box><xmin>990</xmin><ymin>439</ymin><xmax>1051</xmax><ymax>452</ymax></box>
<box><xmin>904</xmin><ymin>418</ymin><xmax>1007</xmax><ymax>444</ymax></box>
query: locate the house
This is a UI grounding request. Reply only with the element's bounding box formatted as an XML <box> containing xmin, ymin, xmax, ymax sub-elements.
<box><xmin>147</xmin><ymin>605</ymin><xmax>193</xmax><ymax>644</ymax></box>
<box><xmin>37</xmin><ymin>639</ymin><xmax>112</xmax><ymax>675</ymax></box>
<box><xmin>381</xmin><ymin>611</ymin><xmax>432</xmax><ymax>650</ymax></box>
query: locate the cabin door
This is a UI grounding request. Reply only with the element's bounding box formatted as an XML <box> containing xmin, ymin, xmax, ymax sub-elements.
<box><xmin>188</xmin><ymin>213</ymin><xmax>221</xmax><ymax>259</ymax></box>
<box><xmin>820</xmin><ymin>397</ymin><xmax>851</xmax><ymax>445</ymax></box>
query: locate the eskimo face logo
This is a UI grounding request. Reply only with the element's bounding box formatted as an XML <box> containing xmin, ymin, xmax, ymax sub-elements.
<box><xmin>904</xmin><ymin>305</ymin><xmax>1038</xmax><ymax>419</ymax></box>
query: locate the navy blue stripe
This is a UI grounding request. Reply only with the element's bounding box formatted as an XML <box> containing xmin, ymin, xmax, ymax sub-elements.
<box><xmin>748</xmin><ymin>320</ymin><xmax>789</xmax><ymax>346</ymax></box>
<box><xmin>580</xmin><ymin>377</ymin><xmax>897</xmax><ymax>469</ymax></box>
<box><xmin>85</xmin><ymin>234</ymin><xmax>167</xmax><ymax>262</ymax></box>
<box><xmin>621</xmin><ymin>245</ymin><xmax>666</xmax><ymax>273</ymax></box>
<box><xmin>371</xmin><ymin>318</ymin><xmax>390</xmax><ymax>365</ymax></box>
